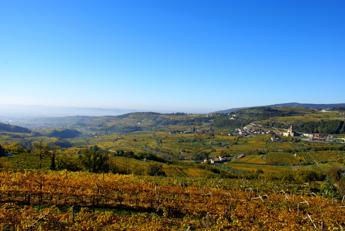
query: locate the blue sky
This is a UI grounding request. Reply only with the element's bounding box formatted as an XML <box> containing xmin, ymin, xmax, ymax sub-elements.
<box><xmin>0</xmin><ymin>0</ymin><xmax>344</xmax><ymax>113</ymax></box>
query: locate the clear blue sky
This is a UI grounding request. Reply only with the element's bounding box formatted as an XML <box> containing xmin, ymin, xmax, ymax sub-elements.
<box><xmin>0</xmin><ymin>0</ymin><xmax>344</xmax><ymax>113</ymax></box>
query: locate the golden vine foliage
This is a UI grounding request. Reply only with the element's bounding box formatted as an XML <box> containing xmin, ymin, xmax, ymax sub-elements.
<box><xmin>0</xmin><ymin>171</ymin><xmax>344</xmax><ymax>230</ymax></box>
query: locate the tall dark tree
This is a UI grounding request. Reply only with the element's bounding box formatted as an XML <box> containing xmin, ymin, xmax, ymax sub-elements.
<box><xmin>48</xmin><ymin>144</ymin><xmax>58</xmax><ymax>171</ymax></box>
<box><xmin>33</xmin><ymin>141</ymin><xmax>49</xmax><ymax>169</ymax></box>
<box><xmin>0</xmin><ymin>144</ymin><xmax>6</xmax><ymax>156</ymax></box>
<box><xmin>50</xmin><ymin>152</ymin><xmax>56</xmax><ymax>170</ymax></box>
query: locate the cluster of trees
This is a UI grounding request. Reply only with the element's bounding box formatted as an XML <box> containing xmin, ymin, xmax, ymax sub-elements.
<box><xmin>49</xmin><ymin>129</ymin><xmax>81</xmax><ymax>138</ymax></box>
<box><xmin>55</xmin><ymin>146</ymin><xmax>109</xmax><ymax>172</ymax></box>
<box><xmin>264</xmin><ymin>120</ymin><xmax>345</xmax><ymax>134</ymax></box>
<box><xmin>114</xmin><ymin>150</ymin><xmax>167</xmax><ymax>163</ymax></box>
<box><xmin>0</xmin><ymin>141</ymin><xmax>168</xmax><ymax>176</ymax></box>
<box><xmin>214</xmin><ymin>107</ymin><xmax>305</xmax><ymax>129</ymax></box>
<box><xmin>0</xmin><ymin>122</ymin><xmax>31</xmax><ymax>133</ymax></box>
<box><xmin>80</xmin><ymin>146</ymin><xmax>109</xmax><ymax>173</ymax></box>
<box><xmin>56</xmin><ymin>147</ymin><xmax>168</xmax><ymax>175</ymax></box>
<box><xmin>213</xmin><ymin>114</ymin><xmax>249</xmax><ymax>129</ymax></box>
<box><xmin>296</xmin><ymin>120</ymin><xmax>345</xmax><ymax>134</ymax></box>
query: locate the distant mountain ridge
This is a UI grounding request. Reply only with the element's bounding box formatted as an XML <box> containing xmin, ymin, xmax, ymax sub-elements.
<box><xmin>272</xmin><ymin>102</ymin><xmax>345</xmax><ymax>109</ymax></box>
<box><xmin>216</xmin><ymin>102</ymin><xmax>345</xmax><ymax>114</ymax></box>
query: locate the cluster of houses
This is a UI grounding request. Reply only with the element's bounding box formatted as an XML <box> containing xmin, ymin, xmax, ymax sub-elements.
<box><xmin>202</xmin><ymin>156</ymin><xmax>230</xmax><ymax>165</ymax></box>
<box><xmin>169</xmin><ymin>129</ymin><xmax>195</xmax><ymax>135</ymax></box>
<box><xmin>231</xmin><ymin>123</ymin><xmax>345</xmax><ymax>144</ymax></box>
<box><xmin>280</xmin><ymin>125</ymin><xmax>344</xmax><ymax>143</ymax></box>
<box><xmin>234</xmin><ymin>123</ymin><xmax>272</xmax><ymax>136</ymax></box>
<box><xmin>169</xmin><ymin>127</ymin><xmax>213</xmax><ymax>135</ymax></box>
<box><xmin>202</xmin><ymin>154</ymin><xmax>245</xmax><ymax>165</ymax></box>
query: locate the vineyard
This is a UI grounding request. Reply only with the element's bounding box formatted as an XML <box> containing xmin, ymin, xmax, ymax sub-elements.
<box><xmin>0</xmin><ymin>171</ymin><xmax>344</xmax><ymax>230</ymax></box>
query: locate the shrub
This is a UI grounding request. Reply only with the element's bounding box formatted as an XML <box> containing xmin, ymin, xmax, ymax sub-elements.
<box><xmin>338</xmin><ymin>178</ymin><xmax>345</xmax><ymax>196</ymax></box>
<box><xmin>191</xmin><ymin>152</ymin><xmax>209</xmax><ymax>161</ymax></box>
<box><xmin>328</xmin><ymin>167</ymin><xmax>345</xmax><ymax>182</ymax></box>
<box><xmin>328</xmin><ymin>167</ymin><xmax>345</xmax><ymax>196</ymax></box>
<box><xmin>321</xmin><ymin>179</ymin><xmax>339</xmax><ymax>198</ymax></box>
<box><xmin>57</xmin><ymin>156</ymin><xmax>83</xmax><ymax>171</ymax></box>
<box><xmin>147</xmin><ymin>165</ymin><xmax>166</xmax><ymax>176</ymax></box>
<box><xmin>53</xmin><ymin>140</ymin><xmax>73</xmax><ymax>148</ymax></box>
<box><xmin>301</xmin><ymin>170</ymin><xmax>326</xmax><ymax>182</ymax></box>
<box><xmin>136</xmin><ymin>152</ymin><xmax>167</xmax><ymax>163</ymax></box>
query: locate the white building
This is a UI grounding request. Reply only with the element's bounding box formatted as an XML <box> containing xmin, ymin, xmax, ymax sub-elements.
<box><xmin>283</xmin><ymin>125</ymin><xmax>295</xmax><ymax>137</ymax></box>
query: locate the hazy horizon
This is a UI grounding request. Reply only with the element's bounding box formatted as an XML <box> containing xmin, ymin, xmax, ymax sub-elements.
<box><xmin>1</xmin><ymin>101</ymin><xmax>345</xmax><ymax>119</ymax></box>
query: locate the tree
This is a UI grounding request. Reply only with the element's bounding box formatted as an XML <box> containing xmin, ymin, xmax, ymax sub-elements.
<box><xmin>0</xmin><ymin>144</ymin><xmax>5</xmax><ymax>156</ymax></box>
<box><xmin>45</xmin><ymin>143</ymin><xmax>61</xmax><ymax>171</ymax></box>
<box><xmin>6</xmin><ymin>142</ymin><xmax>25</xmax><ymax>154</ymax></box>
<box><xmin>49</xmin><ymin>149</ymin><xmax>57</xmax><ymax>171</ymax></box>
<box><xmin>33</xmin><ymin>141</ymin><xmax>50</xmax><ymax>169</ymax></box>
<box><xmin>80</xmin><ymin>146</ymin><xmax>109</xmax><ymax>173</ymax></box>
<box><xmin>44</xmin><ymin>143</ymin><xmax>59</xmax><ymax>171</ymax></box>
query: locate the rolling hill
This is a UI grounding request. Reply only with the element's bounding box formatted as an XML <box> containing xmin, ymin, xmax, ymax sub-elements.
<box><xmin>3</xmin><ymin>103</ymin><xmax>345</xmax><ymax>136</ymax></box>
<box><xmin>272</xmin><ymin>102</ymin><xmax>345</xmax><ymax>110</ymax></box>
<box><xmin>11</xmin><ymin>112</ymin><xmax>212</xmax><ymax>135</ymax></box>
<box><xmin>216</xmin><ymin>102</ymin><xmax>345</xmax><ymax>114</ymax></box>
<box><xmin>0</xmin><ymin>122</ymin><xmax>31</xmax><ymax>133</ymax></box>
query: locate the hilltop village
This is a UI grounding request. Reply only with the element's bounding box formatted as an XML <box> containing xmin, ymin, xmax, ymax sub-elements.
<box><xmin>234</xmin><ymin>123</ymin><xmax>345</xmax><ymax>143</ymax></box>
